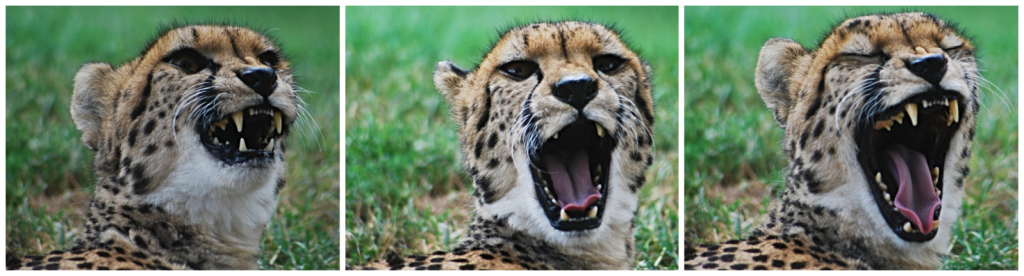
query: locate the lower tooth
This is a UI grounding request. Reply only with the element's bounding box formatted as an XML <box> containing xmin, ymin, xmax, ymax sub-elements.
<box><xmin>265</xmin><ymin>138</ymin><xmax>275</xmax><ymax>151</ymax></box>
<box><xmin>560</xmin><ymin>209</ymin><xmax>569</xmax><ymax>221</ymax></box>
<box><xmin>596</xmin><ymin>184</ymin><xmax>602</xmax><ymax>191</ymax></box>
<box><xmin>884</xmin><ymin>192</ymin><xmax>891</xmax><ymax>202</ymax></box>
<box><xmin>587</xmin><ymin>206</ymin><xmax>598</xmax><ymax>219</ymax></box>
<box><xmin>214</xmin><ymin>137</ymin><xmax>220</xmax><ymax>145</ymax></box>
<box><xmin>239</xmin><ymin>138</ymin><xmax>248</xmax><ymax>151</ymax></box>
<box><xmin>904</xmin><ymin>222</ymin><xmax>913</xmax><ymax>232</ymax></box>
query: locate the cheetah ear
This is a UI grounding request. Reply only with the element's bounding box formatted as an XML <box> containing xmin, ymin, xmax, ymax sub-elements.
<box><xmin>434</xmin><ymin>60</ymin><xmax>469</xmax><ymax>105</ymax></box>
<box><xmin>755</xmin><ymin>38</ymin><xmax>807</xmax><ymax>128</ymax></box>
<box><xmin>71</xmin><ymin>62</ymin><xmax>117</xmax><ymax>151</ymax></box>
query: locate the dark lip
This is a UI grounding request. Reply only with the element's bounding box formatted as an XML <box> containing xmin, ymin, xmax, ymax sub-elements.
<box><xmin>197</xmin><ymin>102</ymin><xmax>288</xmax><ymax>166</ymax></box>
<box><xmin>854</xmin><ymin>89</ymin><xmax>963</xmax><ymax>242</ymax></box>
<box><xmin>530</xmin><ymin>119</ymin><xmax>616</xmax><ymax>232</ymax></box>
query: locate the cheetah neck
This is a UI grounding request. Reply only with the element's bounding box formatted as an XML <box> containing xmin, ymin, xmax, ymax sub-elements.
<box><xmin>458</xmin><ymin>216</ymin><xmax>634</xmax><ymax>270</ymax></box>
<box><xmin>75</xmin><ymin>155</ymin><xmax>282</xmax><ymax>269</ymax></box>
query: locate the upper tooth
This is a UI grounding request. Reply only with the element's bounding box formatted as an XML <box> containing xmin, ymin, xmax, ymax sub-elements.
<box><xmin>553</xmin><ymin>133</ymin><xmax>559</xmax><ymax>140</ymax></box>
<box><xmin>905</xmin><ymin>103</ymin><xmax>918</xmax><ymax>126</ymax></box>
<box><xmin>893</xmin><ymin>113</ymin><xmax>904</xmax><ymax>124</ymax></box>
<box><xmin>274</xmin><ymin>111</ymin><xmax>282</xmax><ymax>134</ymax></box>
<box><xmin>875</xmin><ymin>120</ymin><xmax>893</xmax><ymax>131</ymax></box>
<box><xmin>923</xmin><ymin>101</ymin><xmax>931</xmax><ymax>108</ymax></box>
<box><xmin>232</xmin><ymin>112</ymin><xmax>244</xmax><ymax>132</ymax></box>
<box><xmin>239</xmin><ymin>138</ymin><xmax>248</xmax><ymax>151</ymax></box>
<box><xmin>950</xmin><ymin>99</ymin><xmax>959</xmax><ymax>124</ymax></box>
<box><xmin>587</xmin><ymin>206</ymin><xmax>598</xmax><ymax>219</ymax></box>
<box><xmin>596</xmin><ymin>125</ymin><xmax>605</xmax><ymax>137</ymax></box>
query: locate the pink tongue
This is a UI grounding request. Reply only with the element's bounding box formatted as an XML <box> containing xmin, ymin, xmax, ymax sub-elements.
<box><xmin>543</xmin><ymin>149</ymin><xmax>601</xmax><ymax>214</ymax></box>
<box><xmin>881</xmin><ymin>144</ymin><xmax>941</xmax><ymax>234</ymax></box>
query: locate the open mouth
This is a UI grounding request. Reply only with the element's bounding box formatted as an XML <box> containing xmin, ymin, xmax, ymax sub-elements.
<box><xmin>855</xmin><ymin>90</ymin><xmax>962</xmax><ymax>242</ymax></box>
<box><xmin>199</xmin><ymin>104</ymin><xmax>288</xmax><ymax>165</ymax></box>
<box><xmin>530</xmin><ymin>120</ymin><xmax>615</xmax><ymax>231</ymax></box>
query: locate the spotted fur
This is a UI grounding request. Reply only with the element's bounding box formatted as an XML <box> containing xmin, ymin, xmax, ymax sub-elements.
<box><xmin>357</xmin><ymin>21</ymin><xmax>655</xmax><ymax>270</ymax></box>
<box><xmin>685</xmin><ymin>13</ymin><xmax>979</xmax><ymax>270</ymax></box>
<box><xmin>7</xmin><ymin>25</ymin><xmax>300</xmax><ymax>270</ymax></box>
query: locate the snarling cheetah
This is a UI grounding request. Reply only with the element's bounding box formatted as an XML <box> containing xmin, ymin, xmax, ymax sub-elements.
<box><xmin>6</xmin><ymin>25</ymin><xmax>298</xmax><ymax>270</ymax></box>
<box><xmin>684</xmin><ymin>13</ymin><xmax>979</xmax><ymax>270</ymax></box>
<box><xmin>354</xmin><ymin>21</ymin><xmax>655</xmax><ymax>270</ymax></box>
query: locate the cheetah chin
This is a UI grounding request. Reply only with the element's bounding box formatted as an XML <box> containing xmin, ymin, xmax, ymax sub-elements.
<box><xmin>857</xmin><ymin>90</ymin><xmax>963</xmax><ymax>242</ymax></box>
<box><xmin>530</xmin><ymin>120</ymin><xmax>614</xmax><ymax>231</ymax></box>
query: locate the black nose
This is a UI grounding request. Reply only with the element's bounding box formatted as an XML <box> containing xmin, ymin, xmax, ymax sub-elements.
<box><xmin>238</xmin><ymin>67</ymin><xmax>278</xmax><ymax>97</ymax></box>
<box><xmin>552</xmin><ymin>77</ymin><xmax>597</xmax><ymax>111</ymax></box>
<box><xmin>907</xmin><ymin>54</ymin><xmax>947</xmax><ymax>85</ymax></box>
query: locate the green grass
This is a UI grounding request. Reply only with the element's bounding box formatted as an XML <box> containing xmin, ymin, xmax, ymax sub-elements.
<box><xmin>345</xmin><ymin>6</ymin><xmax>679</xmax><ymax>270</ymax></box>
<box><xmin>684</xmin><ymin>6</ymin><xmax>1017</xmax><ymax>270</ymax></box>
<box><xmin>5</xmin><ymin>6</ymin><xmax>340</xmax><ymax>270</ymax></box>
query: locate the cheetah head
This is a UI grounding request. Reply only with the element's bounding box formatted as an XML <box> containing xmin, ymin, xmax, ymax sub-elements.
<box><xmin>434</xmin><ymin>22</ymin><xmax>654</xmax><ymax>250</ymax></box>
<box><xmin>70</xmin><ymin>25</ymin><xmax>299</xmax><ymax>249</ymax></box>
<box><xmin>756</xmin><ymin>13</ymin><xmax>978</xmax><ymax>268</ymax></box>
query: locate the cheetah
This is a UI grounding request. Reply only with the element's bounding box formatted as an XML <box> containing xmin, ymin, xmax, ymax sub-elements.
<box><xmin>6</xmin><ymin>25</ymin><xmax>299</xmax><ymax>270</ymax></box>
<box><xmin>684</xmin><ymin>13</ymin><xmax>979</xmax><ymax>270</ymax></box>
<box><xmin>355</xmin><ymin>21</ymin><xmax>655</xmax><ymax>270</ymax></box>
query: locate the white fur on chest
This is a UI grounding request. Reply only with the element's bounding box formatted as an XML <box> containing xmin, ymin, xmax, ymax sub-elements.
<box><xmin>140</xmin><ymin>148</ymin><xmax>281</xmax><ymax>251</ymax></box>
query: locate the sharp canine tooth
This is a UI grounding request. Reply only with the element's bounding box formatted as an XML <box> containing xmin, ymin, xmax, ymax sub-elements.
<box><xmin>906</xmin><ymin>103</ymin><xmax>918</xmax><ymax>126</ymax></box>
<box><xmin>904</xmin><ymin>222</ymin><xmax>913</xmax><ymax>232</ymax></box>
<box><xmin>933</xmin><ymin>219</ymin><xmax>940</xmax><ymax>227</ymax></box>
<box><xmin>232</xmin><ymin>112</ymin><xmax>244</xmax><ymax>132</ymax></box>
<box><xmin>560</xmin><ymin>209</ymin><xmax>569</xmax><ymax>221</ymax></box>
<box><xmin>596</xmin><ymin>125</ymin><xmax>605</xmax><ymax>137</ymax></box>
<box><xmin>893</xmin><ymin>113</ymin><xmax>904</xmax><ymax>124</ymax></box>
<box><xmin>239</xmin><ymin>138</ymin><xmax>248</xmax><ymax>151</ymax></box>
<box><xmin>950</xmin><ymin>99</ymin><xmax>959</xmax><ymax>123</ymax></box>
<box><xmin>274</xmin><ymin>111</ymin><xmax>282</xmax><ymax>134</ymax></box>
<box><xmin>266</xmin><ymin>138</ymin><xmax>274</xmax><ymax>151</ymax></box>
<box><xmin>588</xmin><ymin>206</ymin><xmax>598</xmax><ymax>219</ymax></box>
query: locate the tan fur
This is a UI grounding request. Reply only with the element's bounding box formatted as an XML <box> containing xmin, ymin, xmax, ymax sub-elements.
<box><xmin>687</xmin><ymin>13</ymin><xmax>979</xmax><ymax>270</ymax></box>
<box><xmin>359</xmin><ymin>21</ymin><xmax>654</xmax><ymax>270</ymax></box>
<box><xmin>9</xmin><ymin>25</ymin><xmax>299</xmax><ymax>270</ymax></box>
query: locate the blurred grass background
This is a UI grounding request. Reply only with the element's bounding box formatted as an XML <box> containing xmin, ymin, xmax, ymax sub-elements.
<box><xmin>5</xmin><ymin>6</ymin><xmax>340</xmax><ymax>270</ymax></box>
<box><xmin>345</xmin><ymin>6</ymin><xmax>678</xmax><ymax>270</ymax></box>
<box><xmin>684</xmin><ymin>6</ymin><xmax>1017</xmax><ymax>269</ymax></box>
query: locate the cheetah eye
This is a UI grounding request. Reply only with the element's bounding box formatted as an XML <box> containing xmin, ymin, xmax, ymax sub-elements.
<box><xmin>592</xmin><ymin>54</ymin><xmax>626</xmax><ymax>74</ymax></box>
<box><xmin>163</xmin><ymin>48</ymin><xmax>210</xmax><ymax>74</ymax></box>
<box><xmin>499</xmin><ymin>60</ymin><xmax>539</xmax><ymax>80</ymax></box>
<box><xmin>258</xmin><ymin>50</ymin><xmax>280</xmax><ymax>67</ymax></box>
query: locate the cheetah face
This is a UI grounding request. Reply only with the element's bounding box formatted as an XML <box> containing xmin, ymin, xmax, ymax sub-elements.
<box><xmin>153</xmin><ymin>27</ymin><xmax>298</xmax><ymax>169</ymax></box>
<box><xmin>435</xmin><ymin>22</ymin><xmax>654</xmax><ymax>242</ymax></box>
<box><xmin>757</xmin><ymin>13</ymin><xmax>978</xmax><ymax>245</ymax></box>
<box><xmin>71</xmin><ymin>25</ymin><xmax>299</xmax><ymax>196</ymax></box>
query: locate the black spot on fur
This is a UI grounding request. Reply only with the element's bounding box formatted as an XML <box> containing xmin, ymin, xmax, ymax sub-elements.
<box><xmin>458</xmin><ymin>264</ymin><xmax>475</xmax><ymax>270</ymax></box>
<box><xmin>144</xmin><ymin>144</ymin><xmax>158</xmax><ymax>155</ymax></box>
<box><xmin>127</xmin><ymin>127</ymin><xmax>139</xmax><ymax>147</ymax></box>
<box><xmin>77</xmin><ymin>262</ymin><xmax>94</xmax><ymax>269</ymax></box>
<box><xmin>487</xmin><ymin>133</ymin><xmax>498</xmax><ymax>149</ymax></box>
<box><xmin>130</xmin><ymin>75</ymin><xmax>153</xmax><ymax>120</ymax></box>
<box><xmin>474</xmin><ymin>140</ymin><xmax>484</xmax><ymax>159</ymax></box>
<box><xmin>476</xmin><ymin>176</ymin><xmax>496</xmax><ymax>204</ymax></box>
<box><xmin>143</xmin><ymin>119</ymin><xmax>157</xmax><ymax>135</ymax></box>
<box><xmin>730</xmin><ymin>264</ymin><xmax>749</xmax><ymax>270</ymax></box>
<box><xmin>476</xmin><ymin>88</ymin><xmax>492</xmax><ymax>131</ymax></box>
